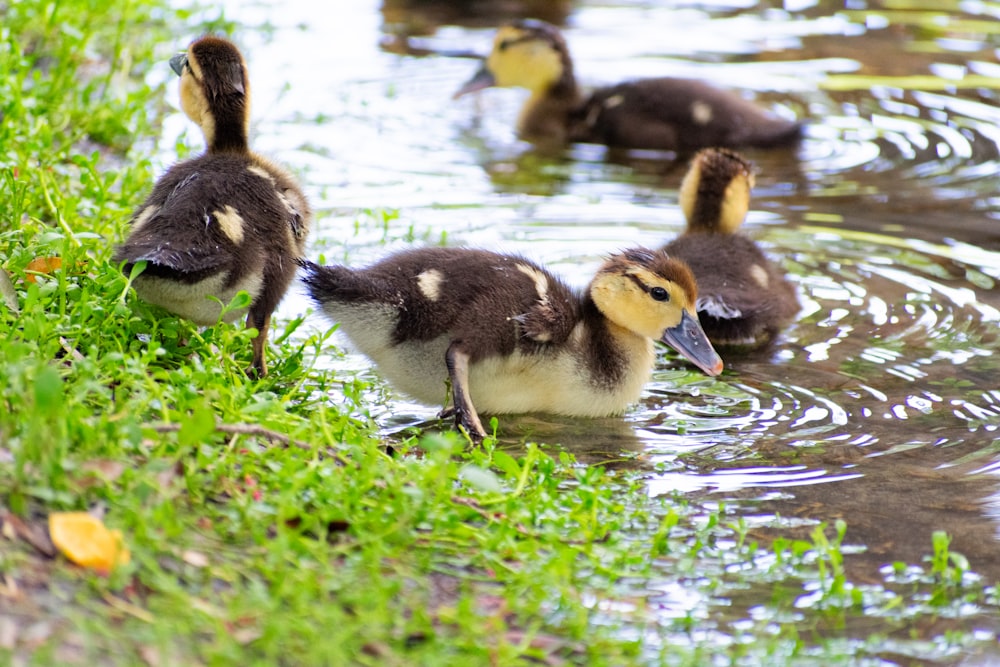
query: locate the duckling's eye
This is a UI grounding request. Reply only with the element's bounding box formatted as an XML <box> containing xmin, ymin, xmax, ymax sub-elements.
<box><xmin>649</xmin><ymin>286</ymin><xmax>669</xmax><ymax>302</ymax></box>
<box><xmin>499</xmin><ymin>39</ymin><xmax>512</xmax><ymax>52</ymax></box>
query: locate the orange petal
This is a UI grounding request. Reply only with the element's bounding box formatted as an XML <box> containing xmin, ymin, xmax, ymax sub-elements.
<box><xmin>48</xmin><ymin>512</ymin><xmax>131</xmax><ymax>572</ymax></box>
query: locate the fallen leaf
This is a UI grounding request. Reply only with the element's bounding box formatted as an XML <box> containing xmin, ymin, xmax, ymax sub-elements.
<box><xmin>0</xmin><ymin>574</ymin><xmax>20</xmax><ymax>600</ymax></box>
<box><xmin>2</xmin><ymin>511</ymin><xmax>56</xmax><ymax>557</ymax></box>
<box><xmin>0</xmin><ymin>268</ymin><xmax>17</xmax><ymax>313</ymax></box>
<box><xmin>230</xmin><ymin>627</ymin><xmax>262</xmax><ymax>645</ymax></box>
<box><xmin>79</xmin><ymin>459</ymin><xmax>127</xmax><ymax>483</ymax></box>
<box><xmin>181</xmin><ymin>550</ymin><xmax>209</xmax><ymax>568</ymax></box>
<box><xmin>24</xmin><ymin>256</ymin><xmax>62</xmax><ymax>283</ymax></box>
<box><xmin>48</xmin><ymin>512</ymin><xmax>131</xmax><ymax>572</ymax></box>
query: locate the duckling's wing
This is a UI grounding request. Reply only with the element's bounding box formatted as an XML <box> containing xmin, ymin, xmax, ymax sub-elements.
<box><xmin>114</xmin><ymin>203</ymin><xmax>232</xmax><ymax>280</ymax></box>
<box><xmin>115</xmin><ymin>156</ymin><xmax>293</xmax><ymax>280</ymax></box>
<box><xmin>571</xmin><ymin>78</ymin><xmax>801</xmax><ymax>151</ymax></box>
<box><xmin>513</xmin><ymin>277</ymin><xmax>580</xmax><ymax>346</ymax></box>
<box><xmin>665</xmin><ymin>234</ymin><xmax>798</xmax><ymax>345</ymax></box>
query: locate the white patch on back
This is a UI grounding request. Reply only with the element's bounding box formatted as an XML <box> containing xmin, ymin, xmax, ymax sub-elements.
<box><xmin>697</xmin><ymin>295</ymin><xmax>742</xmax><ymax>320</ymax></box>
<box><xmin>131</xmin><ymin>204</ymin><xmax>159</xmax><ymax>232</ymax></box>
<box><xmin>416</xmin><ymin>269</ymin><xmax>444</xmax><ymax>302</ymax></box>
<box><xmin>603</xmin><ymin>94</ymin><xmax>624</xmax><ymax>109</ymax></box>
<box><xmin>749</xmin><ymin>264</ymin><xmax>769</xmax><ymax>288</ymax></box>
<box><xmin>247</xmin><ymin>165</ymin><xmax>275</xmax><ymax>183</ymax></box>
<box><xmin>691</xmin><ymin>100</ymin><xmax>713</xmax><ymax>125</ymax></box>
<box><xmin>516</xmin><ymin>263</ymin><xmax>549</xmax><ymax>305</ymax></box>
<box><xmin>213</xmin><ymin>205</ymin><xmax>246</xmax><ymax>244</ymax></box>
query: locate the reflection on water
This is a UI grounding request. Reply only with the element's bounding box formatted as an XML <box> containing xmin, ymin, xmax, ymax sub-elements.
<box><xmin>182</xmin><ymin>0</ymin><xmax>1000</xmax><ymax>650</ymax></box>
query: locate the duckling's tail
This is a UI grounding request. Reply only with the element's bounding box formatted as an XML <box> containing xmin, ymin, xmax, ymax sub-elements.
<box><xmin>296</xmin><ymin>257</ymin><xmax>320</xmax><ymax>273</ymax></box>
<box><xmin>742</xmin><ymin>117</ymin><xmax>803</xmax><ymax>148</ymax></box>
<box><xmin>297</xmin><ymin>258</ymin><xmax>362</xmax><ymax>305</ymax></box>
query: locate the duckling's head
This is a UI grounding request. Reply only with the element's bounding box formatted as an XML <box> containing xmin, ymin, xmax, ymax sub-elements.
<box><xmin>590</xmin><ymin>248</ymin><xmax>723</xmax><ymax>376</ymax></box>
<box><xmin>454</xmin><ymin>19</ymin><xmax>574</xmax><ymax>98</ymax></box>
<box><xmin>170</xmin><ymin>36</ymin><xmax>250</xmax><ymax>152</ymax></box>
<box><xmin>679</xmin><ymin>148</ymin><xmax>756</xmax><ymax>235</ymax></box>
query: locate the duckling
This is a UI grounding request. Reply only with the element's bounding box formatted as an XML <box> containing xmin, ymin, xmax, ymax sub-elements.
<box><xmin>114</xmin><ymin>36</ymin><xmax>311</xmax><ymax>377</ymax></box>
<box><xmin>662</xmin><ymin>148</ymin><xmax>798</xmax><ymax>348</ymax></box>
<box><xmin>454</xmin><ymin>19</ymin><xmax>801</xmax><ymax>151</ymax></box>
<box><xmin>300</xmin><ymin>247</ymin><xmax>723</xmax><ymax>440</ymax></box>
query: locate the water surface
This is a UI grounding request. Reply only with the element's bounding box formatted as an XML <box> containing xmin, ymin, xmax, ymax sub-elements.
<box><xmin>169</xmin><ymin>0</ymin><xmax>1000</xmax><ymax>657</ymax></box>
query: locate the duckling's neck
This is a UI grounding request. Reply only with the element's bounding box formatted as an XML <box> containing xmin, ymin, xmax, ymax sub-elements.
<box><xmin>520</xmin><ymin>76</ymin><xmax>582</xmax><ymax>142</ymax></box>
<box><xmin>207</xmin><ymin>113</ymin><xmax>249</xmax><ymax>153</ymax></box>
<box><xmin>203</xmin><ymin>95</ymin><xmax>251</xmax><ymax>153</ymax></box>
<box><xmin>679</xmin><ymin>167</ymin><xmax>750</xmax><ymax>235</ymax></box>
<box><xmin>579</xmin><ymin>295</ymin><xmax>655</xmax><ymax>390</ymax></box>
<box><xmin>685</xmin><ymin>196</ymin><xmax>747</xmax><ymax>236</ymax></box>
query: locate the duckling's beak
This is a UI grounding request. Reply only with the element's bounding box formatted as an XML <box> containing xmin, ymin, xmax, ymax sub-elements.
<box><xmin>660</xmin><ymin>310</ymin><xmax>724</xmax><ymax>377</ymax></box>
<box><xmin>169</xmin><ymin>53</ymin><xmax>187</xmax><ymax>77</ymax></box>
<box><xmin>453</xmin><ymin>63</ymin><xmax>496</xmax><ymax>99</ymax></box>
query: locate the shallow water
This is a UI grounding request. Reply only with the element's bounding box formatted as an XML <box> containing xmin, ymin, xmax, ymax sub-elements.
<box><xmin>171</xmin><ymin>0</ymin><xmax>1000</xmax><ymax>652</ymax></box>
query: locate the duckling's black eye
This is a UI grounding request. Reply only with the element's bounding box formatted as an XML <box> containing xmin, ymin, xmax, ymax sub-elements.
<box><xmin>650</xmin><ymin>286</ymin><xmax>669</xmax><ymax>302</ymax></box>
<box><xmin>499</xmin><ymin>39</ymin><xmax>512</xmax><ymax>52</ymax></box>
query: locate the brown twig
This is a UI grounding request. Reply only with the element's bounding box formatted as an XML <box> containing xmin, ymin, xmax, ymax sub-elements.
<box><xmin>148</xmin><ymin>421</ymin><xmax>348</xmax><ymax>466</ymax></box>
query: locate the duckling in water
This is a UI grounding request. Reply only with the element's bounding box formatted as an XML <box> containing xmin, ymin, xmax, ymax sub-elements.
<box><xmin>454</xmin><ymin>19</ymin><xmax>801</xmax><ymax>152</ymax></box>
<box><xmin>114</xmin><ymin>36</ymin><xmax>311</xmax><ymax>377</ymax></box>
<box><xmin>300</xmin><ymin>247</ymin><xmax>723</xmax><ymax>440</ymax></box>
<box><xmin>663</xmin><ymin>148</ymin><xmax>799</xmax><ymax>348</ymax></box>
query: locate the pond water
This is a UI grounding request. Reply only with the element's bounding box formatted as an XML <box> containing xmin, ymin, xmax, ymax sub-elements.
<box><xmin>170</xmin><ymin>0</ymin><xmax>1000</xmax><ymax>654</ymax></box>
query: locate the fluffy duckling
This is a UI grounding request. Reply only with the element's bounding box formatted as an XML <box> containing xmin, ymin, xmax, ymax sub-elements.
<box><xmin>663</xmin><ymin>148</ymin><xmax>798</xmax><ymax>348</ymax></box>
<box><xmin>114</xmin><ymin>36</ymin><xmax>311</xmax><ymax>377</ymax></box>
<box><xmin>300</xmin><ymin>247</ymin><xmax>723</xmax><ymax>440</ymax></box>
<box><xmin>454</xmin><ymin>19</ymin><xmax>801</xmax><ymax>151</ymax></box>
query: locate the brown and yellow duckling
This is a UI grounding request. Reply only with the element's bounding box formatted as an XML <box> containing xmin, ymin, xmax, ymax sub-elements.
<box><xmin>300</xmin><ymin>247</ymin><xmax>723</xmax><ymax>440</ymax></box>
<box><xmin>454</xmin><ymin>19</ymin><xmax>801</xmax><ymax>152</ymax></box>
<box><xmin>114</xmin><ymin>36</ymin><xmax>311</xmax><ymax>377</ymax></box>
<box><xmin>663</xmin><ymin>148</ymin><xmax>798</xmax><ymax>349</ymax></box>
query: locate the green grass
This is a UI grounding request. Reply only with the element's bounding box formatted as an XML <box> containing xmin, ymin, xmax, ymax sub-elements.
<box><xmin>2</xmin><ymin>1</ymin><xmax>1000</xmax><ymax>665</ymax></box>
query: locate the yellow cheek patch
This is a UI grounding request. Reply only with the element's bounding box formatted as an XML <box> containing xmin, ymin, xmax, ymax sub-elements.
<box><xmin>678</xmin><ymin>160</ymin><xmax>701</xmax><ymax>224</ymax></box>
<box><xmin>489</xmin><ymin>34</ymin><xmax>563</xmax><ymax>92</ymax></box>
<box><xmin>719</xmin><ymin>175</ymin><xmax>751</xmax><ymax>234</ymax></box>
<box><xmin>592</xmin><ymin>270</ymin><xmax>685</xmax><ymax>340</ymax></box>
<box><xmin>179</xmin><ymin>72</ymin><xmax>215</xmax><ymax>146</ymax></box>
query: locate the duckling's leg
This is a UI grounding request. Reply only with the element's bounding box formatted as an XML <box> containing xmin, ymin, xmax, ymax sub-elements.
<box><xmin>246</xmin><ymin>306</ymin><xmax>270</xmax><ymax>378</ymax></box>
<box><xmin>444</xmin><ymin>342</ymin><xmax>487</xmax><ymax>441</ymax></box>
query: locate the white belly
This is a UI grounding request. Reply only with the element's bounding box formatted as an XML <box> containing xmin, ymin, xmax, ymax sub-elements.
<box><xmin>328</xmin><ymin>303</ymin><xmax>656</xmax><ymax>418</ymax></box>
<box><xmin>328</xmin><ymin>303</ymin><xmax>452</xmax><ymax>403</ymax></box>
<box><xmin>133</xmin><ymin>271</ymin><xmax>262</xmax><ymax>325</ymax></box>
<box><xmin>469</xmin><ymin>338</ymin><xmax>655</xmax><ymax>417</ymax></box>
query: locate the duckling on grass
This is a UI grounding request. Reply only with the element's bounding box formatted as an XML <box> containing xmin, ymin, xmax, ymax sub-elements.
<box><xmin>663</xmin><ymin>148</ymin><xmax>799</xmax><ymax>349</ymax></box>
<box><xmin>454</xmin><ymin>19</ymin><xmax>801</xmax><ymax>152</ymax></box>
<box><xmin>114</xmin><ymin>36</ymin><xmax>311</xmax><ymax>377</ymax></box>
<box><xmin>300</xmin><ymin>247</ymin><xmax>723</xmax><ymax>441</ymax></box>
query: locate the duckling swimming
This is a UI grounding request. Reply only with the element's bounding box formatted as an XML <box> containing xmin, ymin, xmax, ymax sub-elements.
<box><xmin>663</xmin><ymin>148</ymin><xmax>798</xmax><ymax>348</ymax></box>
<box><xmin>114</xmin><ymin>36</ymin><xmax>311</xmax><ymax>377</ymax></box>
<box><xmin>454</xmin><ymin>19</ymin><xmax>801</xmax><ymax>151</ymax></box>
<box><xmin>300</xmin><ymin>247</ymin><xmax>723</xmax><ymax>440</ymax></box>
